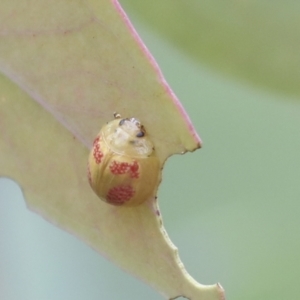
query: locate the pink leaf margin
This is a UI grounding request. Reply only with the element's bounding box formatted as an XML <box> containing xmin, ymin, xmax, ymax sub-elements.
<box><xmin>112</xmin><ymin>0</ymin><xmax>202</xmax><ymax>150</ymax></box>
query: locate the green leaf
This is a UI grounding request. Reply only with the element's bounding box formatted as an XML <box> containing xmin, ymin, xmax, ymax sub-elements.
<box><xmin>0</xmin><ymin>1</ymin><xmax>224</xmax><ymax>299</ymax></box>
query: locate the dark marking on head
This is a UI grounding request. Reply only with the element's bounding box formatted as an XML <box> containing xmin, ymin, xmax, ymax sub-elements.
<box><xmin>136</xmin><ymin>131</ymin><xmax>145</xmax><ymax>138</ymax></box>
<box><xmin>129</xmin><ymin>140</ymin><xmax>137</xmax><ymax>145</ymax></box>
<box><xmin>119</xmin><ymin>119</ymin><xmax>127</xmax><ymax>126</ymax></box>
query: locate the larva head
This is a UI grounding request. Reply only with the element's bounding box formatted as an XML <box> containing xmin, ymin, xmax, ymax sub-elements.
<box><xmin>102</xmin><ymin>115</ymin><xmax>154</xmax><ymax>158</ymax></box>
<box><xmin>88</xmin><ymin>114</ymin><xmax>161</xmax><ymax>207</ymax></box>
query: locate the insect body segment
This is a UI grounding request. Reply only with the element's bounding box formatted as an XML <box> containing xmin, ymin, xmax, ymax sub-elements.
<box><xmin>88</xmin><ymin>114</ymin><xmax>160</xmax><ymax>206</ymax></box>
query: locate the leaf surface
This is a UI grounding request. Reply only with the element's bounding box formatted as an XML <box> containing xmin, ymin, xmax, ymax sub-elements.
<box><xmin>0</xmin><ymin>1</ymin><xmax>224</xmax><ymax>299</ymax></box>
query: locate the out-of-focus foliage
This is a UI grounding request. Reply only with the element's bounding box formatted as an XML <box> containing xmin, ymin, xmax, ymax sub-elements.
<box><xmin>2</xmin><ymin>35</ymin><xmax>300</xmax><ymax>297</ymax></box>
<box><xmin>2</xmin><ymin>1</ymin><xmax>300</xmax><ymax>300</ymax></box>
<box><xmin>121</xmin><ymin>0</ymin><xmax>300</xmax><ymax>98</ymax></box>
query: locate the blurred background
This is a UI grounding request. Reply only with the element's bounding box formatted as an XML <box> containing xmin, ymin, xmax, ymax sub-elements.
<box><xmin>1</xmin><ymin>1</ymin><xmax>300</xmax><ymax>299</ymax></box>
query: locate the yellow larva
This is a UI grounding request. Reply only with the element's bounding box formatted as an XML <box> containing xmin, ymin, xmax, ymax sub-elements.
<box><xmin>88</xmin><ymin>113</ymin><xmax>160</xmax><ymax>206</ymax></box>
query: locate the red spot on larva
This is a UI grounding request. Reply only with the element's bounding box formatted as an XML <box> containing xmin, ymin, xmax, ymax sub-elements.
<box><xmin>106</xmin><ymin>185</ymin><xmax>135</xmax><ymax>205</ymax></box>
<box><xmin>109</xmin><ymin>161</ymin><xmax>128</xmax><ymax>175</ymax></box>
<box><xmin>129</xmin><ymin>161</ymin><xmax>139</xmax><ymax>178</ymax></box>
<box><xmin>93</xmin><ymin>135</ymin><xmax>103</xmax><ymax>164</ymax></box>
<box><xmin>93</xmin><ymin>135</ymin><xmax>101</xmax><ymax>146</ymax></box>
<box><xmin>109</xmin><ymin>160</ymin><xmax>139</xmax><ymax>178</ymax></box>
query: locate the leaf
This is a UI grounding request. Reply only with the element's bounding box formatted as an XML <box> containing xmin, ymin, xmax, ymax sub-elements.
<box><xmin>0</xmin><ymin>1</ymin><xmax>224</xmax><ymax>299</ymax></box>
<box><xmin>121</xmin><ymin>0</ymin><xmax>300</xmax><ymax>98</ymax></box>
